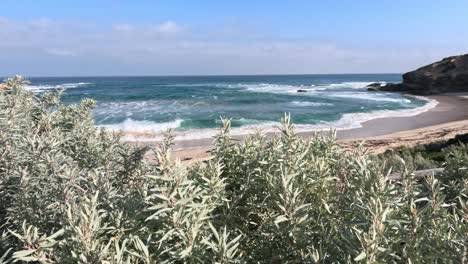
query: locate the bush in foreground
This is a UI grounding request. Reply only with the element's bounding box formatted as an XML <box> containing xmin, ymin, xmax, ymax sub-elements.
<box><xmin>0</xmin><ymin>76</ymin><xmax>467</xmax><ymax>263</ymax></box>
<box><xmin>375</xmin><ymin>136</ymin><xmax>468</xmax><ymax>173</ymax></box>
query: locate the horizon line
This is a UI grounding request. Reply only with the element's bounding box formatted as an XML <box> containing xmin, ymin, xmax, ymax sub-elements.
<box><xmin>2</xmin><ymin>72</ymin><xmax>403</xmax><ymax>79</ymax></box>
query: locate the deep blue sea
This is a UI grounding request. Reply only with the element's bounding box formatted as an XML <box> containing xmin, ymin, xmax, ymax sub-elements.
<box><xmin>26</xmin><ymin>74</ymin><xmax>434</xmax><ymax>140</ymax></box>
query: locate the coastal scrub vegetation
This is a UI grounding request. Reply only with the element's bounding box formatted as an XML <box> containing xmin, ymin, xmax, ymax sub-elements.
<box><xmin>0</xmin><ymin>76</ymin><xmax>467</xmax><ymax>263</ymax></box>
<box><xmin>376</xmin><ymin>135</ymin><xmax>468</xmax><ymax>172</ymax></box>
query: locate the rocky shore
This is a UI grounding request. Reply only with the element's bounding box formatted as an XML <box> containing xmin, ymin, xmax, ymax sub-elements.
<box><xmin>368</xmin><ymin>54</ymin><xmax>468</xmax><ymax>95</ymax></box>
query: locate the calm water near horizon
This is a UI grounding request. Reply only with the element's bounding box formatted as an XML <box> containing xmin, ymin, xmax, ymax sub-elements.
<box><xmin>23</xmin><ymin>74</ymin><xmax>434</xmax><ymax>140</ymax></box>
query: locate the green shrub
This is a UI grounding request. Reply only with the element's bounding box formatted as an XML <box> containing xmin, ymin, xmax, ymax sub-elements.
<box><xmin>375</xmin><ymin>147</ymin><xmax>440</xmax><ymax>173</ymax></box>
<box><xmin>375</xmin><ymin>135</ymin><xmax>468</xmax><ymax>173</ymax></box>
<box><xmin>0</xmin><ymin>76</ymin><xmax>466</xmax><ymax>263</ymax></box>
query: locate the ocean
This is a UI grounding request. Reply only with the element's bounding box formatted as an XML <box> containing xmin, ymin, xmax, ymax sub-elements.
<box><xmin>25</xmin><ymin>74</ymin><xmax>435</xmax><ymax>140</ymax></box>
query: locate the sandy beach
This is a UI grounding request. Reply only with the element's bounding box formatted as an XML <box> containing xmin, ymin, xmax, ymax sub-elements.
<box><xmin>335</xmin><ymin>94</ymin><xmax>468</xmax><ymax>139</ymax></box>
<box><xmin>132</xmin><ymin>94</ymin><xmax>468</xmax><ymax>163</ymax></box>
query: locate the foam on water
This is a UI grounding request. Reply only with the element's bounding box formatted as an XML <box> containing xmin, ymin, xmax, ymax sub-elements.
<box><xmin>101</xmin><ymin>118</ymin><xmax>183</xmax><ymax>134</ymax></box>
<box><xmin>241</xmin><ymin>83</ymin><xmax>315</xmax><ymax>94</ymax></box>
<box><xmin>94</xmin><ymin>100</ymin><xmax>193</xmax><ymax>120</ymax></box>
<box><xmin>113</xmin><ymin>96</ymin><xmax>438</xmax><ymax>142</ymax></box>
<box><xmin>290</xmin><ymin>101</ymin><xmax>333</xmax><ymax>107</ymax></box>
<box><xmin>238</xmin><ymin>81</ymin><xmax>374</xmax><ymax>94</ymax></box>
<box><xmin>26</xmin><ymin>82</ymin><xmax>92</xmax><ymax>92</ymax></box>
<box><xmin>236</xmin><ymin>82</ymin><xmax>411</xmax><ymax>104</ymax></box>
<box><xmin>326</xmin><ymin>81</ymin><xmax>380</xmax><ymax>89</ymax></box>
<box><xmin>315</xmin><ymin>96</ymin><xmax>438</xmax><ymax>130</ymax></box>
<box><xmin>326</xmin><ymin>92</ymin><xmax>412</xmax><ymax>104</ymax></box>
<box><xmin>26</xmin><ymin>75</ymin><xmax>428</xmax><ymax>142</ymax></box>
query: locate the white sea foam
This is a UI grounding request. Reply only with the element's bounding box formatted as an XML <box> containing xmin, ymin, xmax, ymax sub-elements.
<box><xmin>325</xmin><ymin>81</ymin><xmax>378</xmax><ymax>89</ymax></box>
<box><xmin>326</xmin><ymin>92</ymin><xmax>412</xmax><ymax>103</ymax></box>
<box><xmin>101</xmin><ymin>118</ymin><xmax>183</xmax><ymax>134</ymax></box>
<box><xmin>116</xmin><ymin>81</ymin><xmax>375</xmax><ymax>91</ymax></box>
<box><xmin>154</xmin><ymin>83</ymin><xmax>232</xmax><ymax>88</ymax></box>
<box><xmin>119</xmin><ymin>120</ymin><xmax>283</xmax><ymax>142</ymax></box>
<box><xmin>25</xmin><ymin>85</ymin><xmax>56</xmax><ymax>92</ymax></box>
<box><xmin>94</xmin><ymin>100</ymin><xmax>193</xmax><ymax>119</ymax></box>
<box><xmin>241</xmin><ymin>83</ymin><xmax>315</xmax><ymax>94</ymax></box>
<box><xmin>110</xmin><ymin>96</ymin><xmax>438</xmax><ymax>142</ymax></box>
<box><xmin>237</xmin><ymin>81</ymin><xmax>377</xmax><ymax>94</ymax></box>
<box><xmin>26</xmin><ymin>82</ymin><xmax>92</xmax><ymax>92</ymax></box>
<box><xmin>311</xmin><ymin>96</ymin><xmax>438</xmax><ymax>130</ymax></box>
<box><xmin>60</xmin><ymin>82</ymin><xmax>92</xmax><ymax>88</ymax></box>
<box><xmin>96</xmin><ymin>101</ymin><xmax>164</xmax><ymax>113</ymax></box>
<box><xmin>290</xmin><ymin>101</ymin><xmax>333</xmax><ymax>107</ymax></box>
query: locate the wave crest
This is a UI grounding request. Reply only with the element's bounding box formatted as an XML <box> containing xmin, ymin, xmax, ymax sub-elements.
<box><xmin>326</xmin><ymin>92</ymin><xmax>412</xmax><ymax>103</ymax></box>
<box><xmin>26</xmin><ymin>82</ymin><xmax>92</xmax><ymax>92</ymax></box>
<box><xmin>236</xmin><ymin>81</ymin><xmax>378</xmax><ymax>95</ymax></box>
<box><xmin>100</xmin><ymin>118</ymin><xmax>183</xmax><ymax>134</ymax></box>
<box><xmin>290</xmin><ymin>101</ymin><xmax>333</xmax><ymax>107</ymax></box>
<box><xmin>107</xmin><ymin>96</ymin><xmax>437</xmax><ymax>142</ymax></box>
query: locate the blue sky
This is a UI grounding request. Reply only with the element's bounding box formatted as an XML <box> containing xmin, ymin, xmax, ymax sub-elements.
<box><xmin>0</xmin><ymin>0</ymin><xmax>467</xmax><ymax>76</ymax></box>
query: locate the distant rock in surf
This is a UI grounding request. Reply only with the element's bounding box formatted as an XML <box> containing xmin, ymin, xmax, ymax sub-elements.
<box><xmin>366</xmin><ymin>82</ymin><xmax>383</xmax><ymax>88</ymax></box>
<box><xmin>297</xmin><ymin>89</ymin><xmax>308</xmax><ymax>92</ymax></box>
<box><xmin>370</xmin><ymin>54</ymin><xmax>468</xmax><ymax>95</ymax></box>
<box><xmin>368</xmin><ymin>83</ymin><xmax>403</xmax><ymax>92</ymax></box>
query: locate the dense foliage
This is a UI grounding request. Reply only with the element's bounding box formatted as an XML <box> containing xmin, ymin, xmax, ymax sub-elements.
<box><xmin>376</xmin><ymin>134</ymin><xmax>468</xmax><ymax>172</ymax></box>
<box><xmin>0</xmin><ymin>76</ymin><xmax>467</xmax><ymax>263</ymax></box>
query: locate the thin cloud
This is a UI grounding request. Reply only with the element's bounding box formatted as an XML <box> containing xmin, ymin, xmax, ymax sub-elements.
<box><xmin>113</xmin><ymin>24</ymin><xmax>134</xmax><ymax>33</ymax></box>
<box><xmin>157</xmin><ymin>21</ymin><xmax>182</xmax><ymax>34</ymax></box>
<box><xmin>0</xmin><ymin>16</ymin><xmax>465</xmax><ymax>76</ymax></box>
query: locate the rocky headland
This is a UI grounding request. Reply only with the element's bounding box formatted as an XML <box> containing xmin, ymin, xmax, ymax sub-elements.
<box><xmin>368</xmin><ymin>54</ymin><xmax>468</xmax><ymax>95</ymax></box>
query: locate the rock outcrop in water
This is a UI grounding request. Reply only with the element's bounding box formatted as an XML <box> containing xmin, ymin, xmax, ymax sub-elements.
<box><xmin>366</xmin><ymin>82</ymin><xmax>383</xmax><ymax>88</ymax></box>
<box><xmin>368</xmin><ymin>54</ymin><xmax>468</xmax><ymax>95</ymax></box>
<box><xmin>367</xmin><ymin>82</ymin><xmax>404</xmax><ymax>92</ymax></box>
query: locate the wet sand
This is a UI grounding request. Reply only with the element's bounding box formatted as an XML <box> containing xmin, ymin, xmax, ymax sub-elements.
<box><xmin>335</xmin><ymin>94</ymin><xmax>468</xmax><ymax>139</ymax></box>
<box><xmin>131</xmin><ymin>94</ymin><xmax>468</xmax><ymax>163</ymax></box>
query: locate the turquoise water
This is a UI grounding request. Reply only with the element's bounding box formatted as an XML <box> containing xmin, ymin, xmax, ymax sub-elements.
<box><xmin>26</xmin><ymin>74</ymin><xmax>430</xmax><ymax>139</ymax></box>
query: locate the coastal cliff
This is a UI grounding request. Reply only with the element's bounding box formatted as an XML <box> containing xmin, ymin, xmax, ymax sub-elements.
<box><xmin>369</xmin><ymin>54</ymin><xmax>468</xmax><ymax>95</ymax></box>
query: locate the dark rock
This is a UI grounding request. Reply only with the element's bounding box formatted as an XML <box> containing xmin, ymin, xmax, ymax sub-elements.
<box><xmin>297</xmin><ymin>89</ymin><xmax>308</xmax><ymax>93</ymax></box>
<box><xmin>367</xmin><ymin>83</ymin><xmax>403</xmax><ymax>92</ymax></box>
<box><xmin>370</xmin><ymin>54</ymin><xmax>468</xmax><ymax>95</ymax></box>
<box><xmin>366</xmin><ymin>82</ymin><xmax>383</xmax><ymax>88</ymax></box>
<box><xmin>401</xmin><ymin>54</ymin><xmax>468</xmax><ymax>94</ymax></box>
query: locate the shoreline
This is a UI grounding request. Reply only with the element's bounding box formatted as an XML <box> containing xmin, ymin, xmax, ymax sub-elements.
<box><xmin>340</xmin><ymin>119</ymin><xmax>468</xmax><ymax>153</ymax></box>
<box><xmin>336</xmin><ymin>94</ymin><xmax>468</xmax><ymax>139</ymax></box>
<box><xmin>130</xmin><ymin>94</ymin><xmax>468</xmax><ymax>162</ymax></box>
<box><xmin>127</xmin><ymin>94</ymin><xmax>437</xmax><ymax>147</ymax></box>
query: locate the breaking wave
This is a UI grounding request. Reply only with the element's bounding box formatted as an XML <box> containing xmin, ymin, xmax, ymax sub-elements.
<box><xmin>235</xmin><ymin>81</ymin><xmax>375</xmax><ymax>94</ymax></box>
<box><xmin>104</xmin><ymin>96</ymin><xmax>438</xmax><ymax>142</ymax></box>
<box><xmin>26</xmin><ymin>82</ymin><xmax>92</xmax><ymax>92</ymax></box>
<box><xmin>290</xmin><ymin>101</ymin><xmax>333</xmax><ymax>107</ymax></box>
<box><xmin>100</xmin><ymin>118</ymin><xmax>183</xmax><ymax>134</ymax></box>
<box><xmin>326</xmin><ymin>92</ymin><xmax>412</xmax><ymax>103</ymax></box>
